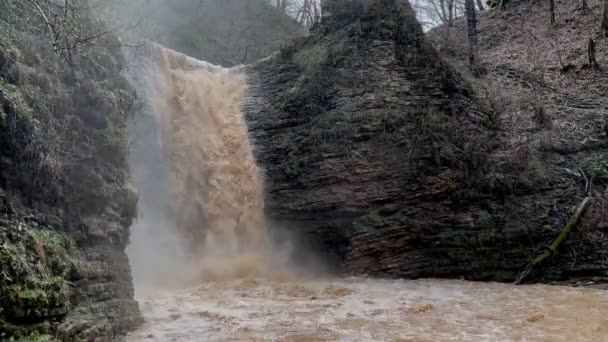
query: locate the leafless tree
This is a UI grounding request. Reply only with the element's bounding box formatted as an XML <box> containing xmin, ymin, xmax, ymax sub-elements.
<box><xmin>448</xmin><ymin>0</ymin><xmax>455</xmax><ymax>26</ymax></box>
<box><xmin>294</xmin><ymin>0</ymin><xmax>322</xmax><ymax>27</ymax></box>
<box><xmin>465</xmin><ymin>0</ymin><xmax>479</xmax><ymax>71</ymax></box>
<box><xmin>581</xmin><ymin>0</ymin><xmax>589</xmax><ymax>13</ymax></box>
<box><xmin>411</xmin><ymin>0</ymin><xmax>467</xmax><ymax>28</ymax></box>
<box><xmin>270</xmin><ymin>0</ymin><xmax>322</xmax><ymax>28</ymax></box>
<box><xmin>602</xmin><ymin>0</ymin><xmax>608</xmax><ymax>37</ymax></box>
<box><xmin>10</xmin><ymin>0</ymin><xmax>127</xmax><ymax>65</ymax></box>
<box><xmin>549</xmin><ymin>0</ymin><xmax>556</xmax><ymax>25</ymax></box>
<box><xmin>275</xmin><ymin>0</ymin><xmax>289</xmax><ymax>11</ymax></box>
<box><xmin>588</xmin><ymin>37</ymin><xmax>600</xmax><ymax>69</ymax></box>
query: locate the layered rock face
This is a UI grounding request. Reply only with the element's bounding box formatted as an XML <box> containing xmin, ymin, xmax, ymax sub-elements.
<box><xmin>245</xmin><ymin>0</ymin><xmax>608</xmax><ymax>283</ymax></box>
<box><xmin>0</xmin><ymin>2</ymin><xmax>141</xmax><ymax>340</ymax></box>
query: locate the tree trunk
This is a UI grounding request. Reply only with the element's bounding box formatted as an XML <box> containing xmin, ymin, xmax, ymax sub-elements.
<box><xmin>581</xmin><ymin>0</ymin><xmax>589</xmax><ymax>13</ymax></box>
<box><xmin>476</xmin><ymin>0</ymin><xmax>485</xmax><ymax>11</ymax></box>
<box><xmin>438</xmin><ymin>0</ymin><xmax>449</xmax><ymax>24</ymax></box>
<box><xmin>515</xmin><ymin>196</ymin><xmax>591</xmax><ymax>285</ymax></box>
<box><xmin>465</xmin><ymin>0</ymin><xmax>479</xmax><ymax>72</ymax></box>
<box><xmin>588</xmin><ymin>37</ymin><xmax>600</xmax><ymax>69</ymax></box>
<box><xmin>550</xmin><ymin>0</ymin><xmax>556</xmax><ymax>25</ymax></box>
<box><xmin>448</xmin><ymin>0</ymin><xmax>455</xmax><ymax>27</ymax></box>
<box><xmin>603</xmin><ymin>0</ymin><xmax>608</xmax><ymax>37</ymax></box>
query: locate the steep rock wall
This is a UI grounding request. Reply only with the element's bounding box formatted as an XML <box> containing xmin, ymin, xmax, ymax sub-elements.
<box><xmin>244</xmin><ymin>0</ymin><xmax>608</xmax><ymax>284</ymax></box>
<box><xmin>0</xmin><ymin>2</ymin><xmax>141</xmax><ymax>340</ymax></box>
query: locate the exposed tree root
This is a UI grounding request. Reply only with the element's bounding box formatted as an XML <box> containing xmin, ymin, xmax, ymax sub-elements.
<box><xmin>515</xmin><ymin>196</ymin><xmax>591</xmax><ymax>285</ymax></box>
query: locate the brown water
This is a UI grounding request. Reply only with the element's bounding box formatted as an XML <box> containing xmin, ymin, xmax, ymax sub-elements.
<box><xmin>144</xmin><ymin>46</ymin><xmax>297</xmax><ymax>282</ymax></box>
<box><xmin>127</xmin><ymin>48</ymin><xmax>608</xmax><ymax>341</ymax></box>
<box><xmin>127</xmin><ymin>277</ymin><xmax>608</xmax><ymax>341</ymax></box>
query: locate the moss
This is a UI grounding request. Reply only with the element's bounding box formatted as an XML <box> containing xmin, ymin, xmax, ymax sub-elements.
<box><xmin>0</xmin><ymin>225</ymin><xmax>79</xmax><ymax>338</ymax></box>
<box><xmin>287</xmin><ymin>43</ymin><xmax>329</xmax><ymax>104</ymax></box>
<box><xmin>0</xmin><ymin>321</ymin><xmax>56</xmax><ymax>341</ymax></box>
<box><xmin>16</xmin><ymin>335</ymin><xmax>56</xmax><ymax>342</ymax></box>
<box><xmin>0</xmin><ymin>79</ymin><xmax>34</xmax><ymax>119</ymax></box>
<box><xmin>104</xmin><ymin>104</ymin><xmax>130</xmax><ymax>152</ymax></box>
<box><xmin>583</xmin><ymin>152</ymin><xmax>608</xmax><ymax>180</ymax></box>
<box><xmin>294</xmin><ymin>44</ymin><xmax>328</xmax><ymax>79</ymax></box>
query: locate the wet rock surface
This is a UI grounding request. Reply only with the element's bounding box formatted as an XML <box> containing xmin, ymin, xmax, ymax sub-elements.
<box><xmin>244</xmin><ymin>0</ymin><xmax>608</xmax><ymax>283</ymax></box>
<box><xmin>0</xmin><ymin>2</ymin><xmax>141</xmax><ymax>340</ymax></box>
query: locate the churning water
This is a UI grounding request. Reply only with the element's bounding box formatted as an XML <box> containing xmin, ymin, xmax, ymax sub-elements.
<box><xmin>128</xmin><ymin>44</ymin><xmax>301</xmax><ymax>286</ymax></box>
<box><xmin>127</xmin><ymin>277</ymin><xmax>608</xmax><ymax>341</ymax></box>
<box><xmin>126</xmin><ymin>47</ymin><xmax>608</xmax><ymax>341</ymax></box>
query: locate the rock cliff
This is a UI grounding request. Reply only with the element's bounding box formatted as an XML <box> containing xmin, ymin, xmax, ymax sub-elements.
<box><xmin>0</xmin><ymin>2</ymin><xmax>140</xmax><ymax>340</ymax></box>
<box><xmin>245</xmin><ymin>0</ymin><xmax>608</xmax><ymax>284</ymax></box>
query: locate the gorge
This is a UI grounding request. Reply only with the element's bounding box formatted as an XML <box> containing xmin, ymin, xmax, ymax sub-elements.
<box><xmin>1</xmin><ymin>0</ymin><xmax>608</xmax><ymax>341</ymax></box>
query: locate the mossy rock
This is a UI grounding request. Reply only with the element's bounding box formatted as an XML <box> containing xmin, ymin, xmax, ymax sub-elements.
<box><xmin>583</xmin><ymin>152</ymin><xmax>608</xmax><ymax>180</ymax></box>
<box><xmin>0</xmin><ymin>225</ymin><xmax>80</xmax><ymax>335</ymax></box>
<box><xmin>0</xmin><ymin>321</ymin><xmax>56</xmax><ymax>341</ymax></box>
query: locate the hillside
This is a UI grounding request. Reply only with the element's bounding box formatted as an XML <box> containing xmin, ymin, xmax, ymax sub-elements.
<box><xmin>104</xmin><ymin>0</ymin><xmax>306</xmax><ymax>66</ymax></box>
<box><xmin>427</xmin><ymin>0</ymin><xmax>608</xmax><ymax>285</ymax></box>
<box><xmin>431</xmin><ymin>0</ymin><xmax>607</xmax><ymax>152</ymax></box>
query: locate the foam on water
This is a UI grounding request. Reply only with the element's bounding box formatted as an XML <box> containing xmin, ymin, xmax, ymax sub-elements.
<box><xmin>127</xmin><ymin>277</ymin><xmax>608</xmax><ymax>341</ymax></box>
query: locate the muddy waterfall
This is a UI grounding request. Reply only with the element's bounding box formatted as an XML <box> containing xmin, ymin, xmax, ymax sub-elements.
<box><xmin>128</xmin><ymin>46</ymin><xmax>302</xmax><ymax>285</ymax></box>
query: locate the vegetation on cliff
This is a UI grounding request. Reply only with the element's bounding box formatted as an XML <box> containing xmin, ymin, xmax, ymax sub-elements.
<box><xmin>1</xmin><ymin>0</ymin><xmax>140</xmax><ymax>340</ymax></box>
<box><xmin>429</xmin><ymin>0</ymin><xmax>608</xmax><ymax>284</ymax></box>
<box><xmin>244</xmin><ymin>0</ymin><xmax>608</xmax><ymax>286</ymax></box>
<box><xmin>0</xmin><ymin>224</ymin><xmax>79</xmax><ymax>341</ymax></box>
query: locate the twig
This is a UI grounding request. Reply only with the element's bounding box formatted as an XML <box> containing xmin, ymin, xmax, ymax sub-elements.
<box><xmin>29</xmin><ymin>0</ymin><xmax>58</xmax><ymax>51</ymax></box>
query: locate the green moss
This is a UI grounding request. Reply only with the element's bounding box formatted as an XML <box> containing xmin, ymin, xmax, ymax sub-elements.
<box><xmin>15</xmin><ymin>335</ymin><xmax>56</xmax><ymax>342</ymax></box>
<box><xmin>0</xmin><ymin>321</ymin><xmax>56</xmax><ymax>341</ymax></box>
<box><xmin>286</xmin><ymin>43</ymin><xmax>329</xmax><ymax>105</ymax></box>
<box><xmin>294</xmin><ymin>44</ymin><xmax>328</xmax><ymax>79</ymax></box>
<box><xmin>583</xmin><ymin>152</ymin><xmax>608</xmax><ymax>180</ymax></box>
<box><xmin>0</xmin><ymin>79</ymin><xmax>34</xmax><ymax>118</ymax></box>
<box><xmin>0</xmin><ymin>226</ymin><xmax>79</xmax><ymax>338</ymax></box>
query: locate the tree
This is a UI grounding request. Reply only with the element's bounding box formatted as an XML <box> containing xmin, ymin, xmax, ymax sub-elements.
<box><xmin>276</xmin><ymin>0</ymin><xmax>289</xmax><ymax>11</ymax></box>
<box><xmin>465</xmin><ymin>0</ymin><xmax>479</xmax><ymax>71</ymax></box>
<box><xmin>411</xmin><ymin>0</ymin><xmax>466</xmax><ymax>28</ymax></box>
<box><xmin>549</xmin><ymin>0</ymin><xmax>556</xmax><ymax>25</ymax></box>
<box><xmin>448</xmin><ymin>0</ymin><xmax>455</xmax><ymax>26</ymax></box>
<box><xmin>581</xmin><ymin>0</ymin><xmax>589</xmax><ymax>13</ymax></box>
<box><xmin>476</xmin><ymin>0</ymin><xmax>485</xmax><ymax>11</ymax></box>
<box><xmin>270</xmin><ymin>0</ymin><xmax>321</xmax><ymax>28</ymax></box>
<box><xmin>588</xmin><ymin>37</ymin><xmax>600</xmax><ymax>69</ymax></box>
<box><xmin>602</xmin><ymin>0</ymin><xmax>608</xmax><ymax>37</ymax></box>
<box><xmin>5</xmin><ymin>0</ymin><xmax>123</xmax><ymax>66</ymax></box>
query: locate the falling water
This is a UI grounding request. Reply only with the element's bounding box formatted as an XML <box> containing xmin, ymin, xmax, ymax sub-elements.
<box><xmin>126</xmin><ymin>44</ymin><xmax>306</xmax><ymax>289</ymax></box>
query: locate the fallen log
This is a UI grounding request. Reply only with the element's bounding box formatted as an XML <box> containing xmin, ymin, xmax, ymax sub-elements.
<box><xmin>514</xmin><ymin>195</ymin><xmax>591</xmax><ymax>285</ymax></box>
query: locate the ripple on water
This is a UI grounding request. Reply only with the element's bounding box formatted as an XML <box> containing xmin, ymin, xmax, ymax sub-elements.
<box><xmin>126</xmin><ymin>278</ymin><xmax>608</xmax><ymax>342</ymax></box>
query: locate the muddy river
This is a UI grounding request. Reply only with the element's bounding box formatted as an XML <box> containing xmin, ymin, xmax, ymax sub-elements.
<box><xmin>126</xmin><ymin>277</ymin><xmax>607</xmax><ymax>341</ymax></box>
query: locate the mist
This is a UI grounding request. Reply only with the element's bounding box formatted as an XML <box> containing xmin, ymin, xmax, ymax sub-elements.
<box><xmin>91</xmin><ymin>1</ymin><xmax>320</xmax><ymax>288</ymax></box>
